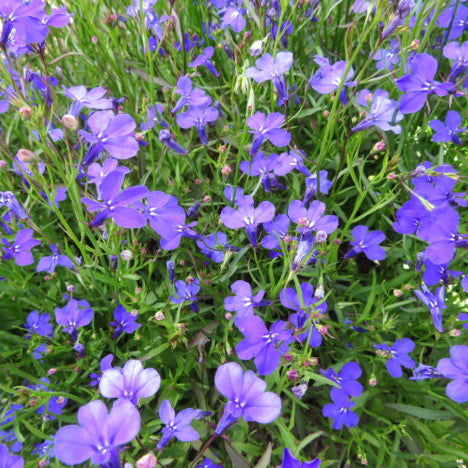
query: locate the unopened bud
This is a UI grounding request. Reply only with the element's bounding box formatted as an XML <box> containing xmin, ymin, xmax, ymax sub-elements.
<box><xmin>374</xmin><ymin>141</ymin><xmax>385</xmax><ymax>151</ymax></box>
<box><xmin>450</xmin><ymin>328</ymin><xmax>462</xmax><ymax>337</ymax></box>
<box><xmin>19</xmin><ymin>106</ymin><xmax>32</xmax><ymax>118</ymax></box>
<box><xmin>47</xmin><ymin>368</ymin><xmax>57</xmax><ymax>375</ymax></box>
<box><xmin>369</xmin><ymin>377</ymin><xmax>377</xmax><ymax>387</ymax></box>
<box><xmin>203</xmin><ymin>195</ymin><xmax>211</xmax><ymax>203</ymax></box>
<box><xmin>16</xmin><ymin>148</ymin><xmax>37</xmax><ymax>162</ymax></box>
<box><xmin>322</xmin><ymin>110</ymin><xmax>330</xmax><ymax>118</ymax></box>
<box><xmin>120</xmin><ymin>250</ymin><xmax>133</xmax><ymax>261</ymax></box>
<box><xmin>225</xmin><ymin>312</ymin><xmax>232</xmax><ymax>320</ymax></box>
<box><xmin>136</xmin><ymin>453</ymin><xmax>157</xmax><ymax>468</ymax></box>
<box><xmin>135</xmin><ymin>132</ymin><xmax>144</xmax><ymax>141</ymax></box>
<box><xmin>61</xmin><ymin>114</ymin><xmax>78</xmax><ymax>130</ymax></box>
<box><xmin>393</xmin><ymin>289</ymin><xmax>403</xmax><ymax>297</ymax></box>
<box><xmin>91</xmin><ymin>36</ymin><xmax>98</xmax><ymax>44</ymax></box>
<box><xmin>287</xmin><ymin>369</ymin><xmax>299</xmax><ymax>381</ymax></box>
<box><xmin>221</xmin><ymin>165</ymin><xmax>232</xmax><ymax>175</ymax></box>
<box><xmin>0</xmin><ymin>160</ymin><xmax>6</xmax><ymax>169</ymax></box>
<box><xmin>154</xmin><ymin>311</ymin><xmax>165</xmax><ymax>321</ymax></box>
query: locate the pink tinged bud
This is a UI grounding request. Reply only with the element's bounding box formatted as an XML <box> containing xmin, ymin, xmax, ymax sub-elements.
<box><xmin>225</xmin><ymin>312</ymin><xmax>232</xmax><ymax>320</ymax></box>
<box><xmin>315</xmin><ymin>230</ymin><xmax>328</xmax><ymax>243</ymax></box>
<box><xmin>203</xmin><ymin>195</ymin><xmax>211</xmax><ymax>203</ymax></box>
<box><xmin>450</xmin><ymin>329</ymin><xmax>462</xmax><ymax>337</ymax></box>
<box><xmin>61</xmin><ymin>114</ymin><xmax>78</xmax><ymax>130</ymax></box>
<box><xmin>393</xmin><ymin>289</ymin><xmax>403</xmax><ymax>297</ymax></box>
<box><xmin>44</xmin><ymin>275</ymin><xmax>51</xmax><ymax>281</ymax></box>
<box><xmin>120</xmin><ymin>250</ymin><xmax>133</xmax><ymax>261</ymax></box>
<box><xmin>16</xmin><ymin>149</ymin><xmax>37</xmax><ymax>162</ymax></box>
<box><xmin>109</xmin><ymin>13</ymin><xmax>118</xmax><ymax>21</ymax></box>
<box><xmin>186</xmin><ymin>276</ymin><xmax>195</xmax><ymax>284</ymax></box>
<box><xmin>47</xmin><ymin>368</ymin><xmax>57</xmax><ymax>375</ymax></box>
<box><xmin>194</xmin><ymin>178</ymin><xmax>203</xmax><ymax>185</ymax></box>
<box><xmin>287</xmin><ymin>369</ymin><xmax>299</xmax><ymax>381</ymax></box>
<box><xmin>38</xmin><ymin>461</ymin><xmax>48</xmax><ymax>468</ymax></box>
<box><xmin>0</xmin><ymin>160</ymin><xmax>6</xmax><ymax>169</ymax></box>
<box><xmin>66</xmin><ymin>284</ymin><xmax>75</xmax><ymax>293</ymax></box>
<box><xmin>387</xmin><ymin>172</ymin><xmax>397</xmax><ymax>180</ymax></box>
<box><xmin>283</xmin><ymin>352</ymin><xmax>293</xmax><ymax>362</ymax></box>
<box><xmin>131</xmin><ymin>309</ymin><xmax>138</xmax><ymax>316</ymax></box>
<box><xmin>221</xmin><ymin>165</ymin><xmax>232</xmax><ymax>175</ymax></box>
<box><xmin>306</xmin><ymin>357</ymin><xmax>318</xmax><ymax>366</ymax></box>
<box><xmin>117</xmin><ymin>105</ymin><xmax>124</xmax><ymax>113</ymax></box>
<box><xmin>136</xmin><ymin>453</ymin><xmax>157</xmax><ymax>468</ymax></box>
<box><xmin>19</xmin><ymin>106</ymin><xmax>32</xmax><ymax>118</ymax></box>
<box><xmin>135</xmin><ymin>287</ymin><xmax>142</xmax><ymax>294</ymax></box>
<box><xmin>322</xmin><ymin>110</ymin><xmax>330</xmax><ymax>118</ymax></box>
<box><xmin>135</xmin><ymin>132</ymin><xmax>144</xmax><ymax>141</ymax></box>
<box><xmin>91</xmin><ymin>36</ymin><xmax>98</xmax><ymax>44</ymax></box>
<box><xmin>369</xmin><ymin>377</ymin><xmax>377</xmax><ymax>387</ymax></box>
<box><xmin>374</xmin><ymin>141</ymin><xmax>386</xmax><ymax>151</ymax></box>
<box><xmin>154</xmin><ymin>311</ymin><xmax>165</xmax><ymax>321</ymax></box>
<box><xmin>319</xmin><ymin>324</ymin><xmax>328</xmax><ymax>335</ymax></box>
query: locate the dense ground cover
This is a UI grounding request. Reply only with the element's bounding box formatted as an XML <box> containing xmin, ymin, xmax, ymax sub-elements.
<box><xmin>1</xmin><ymin>0</ymin><xmax>468</xmax><ymax>466</ymax></box>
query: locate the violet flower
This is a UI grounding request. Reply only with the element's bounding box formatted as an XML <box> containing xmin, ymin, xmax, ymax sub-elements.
<box><xmin>176</xmin><ymin>105</ymin><xmax>219</xmax><ymax>145</ymax></box>
<box><xmin>247</xmin><ymin>112</ymin><xmax>291</xmax><ymax>154</ymax></box>
<box><xmin>246</xmin><ymin>52</ymin><xmax>293</xmax><ymax>101</ymax></box>
<box><xmin>54</xmin><ymin>399</ymin><xmax>140</xmax><ymax>466</ymax></box>
<box><xmin>322</xmin><ymin>389</ymin><xmax>359</xmax><ymax>430</ymax></box>
<box><xmin>220</xmin><ymin>194</ymin><xmax>275</xmax><ymax>247</ymax></box>
<box><xmin>189</xmin><ymin>47</ymin><xmax>219</xmax><ymax>77</ymax></box>
<box><xmin>395</xmin><ymin>54</ymin><xmax>453</xmax><ymax>115</ymax></box>
<box><xmin>437</xmin><ymin>345</ymin><xmax>468</xmax><ymax>403</ymax></box>
<box><xmin>373</xmin><ymin>39</ymin><xmax>400</xmax><ymax>70</ymax></box>
<box><xmin>141</xmin><ymin>104</ymin><xmax>168</xmax><ymax>130</ymax></box>
<box><xmin>438</xmin><ymin>4</ymin><xmax>468</xmax><ymax>41</ymax></box>
<box><xmin>111</xmin><ymin>305</ymin><xmax>141</xmax><ymax>338</ymax></box>
<box><xmin>81</xmin><ymin>170</ymin><xmax>148</xmax><ymax>228</ymax></box>
<box><xmin>24</xmin><ymin>311</ymin><xmax>53</xmax><ymax>338</ymax></box>
<box><xmin>55</xmin><ymin>298</ymin><xmax>94</xmax><ymax>339</ymax></box>
<box><xmin>0</xmin><ymin>191</ymin><xmax>28</xmax><ymax>220</ymax></box>
<box><xmin>36</xmin><ymin>245</ymin><xmax>75</xmax><ymax>273</ymax></box>
<box><xmin>345</xmin><ymin>225</ymin><xmax>386</xmax><ymax>261</ymax></box>
<box><xmin>89</xmin><ymin>354</ymin><xmax>114</xmax><ymax>386</ymax></box>
<box><xmin>87</xmin><ymin>158</ymin><xmax>130</xmax><ymax>188</ymax></box>
<box><xmin>0</xmin><ymin>444</ymin><xmax>23</xmax><ymax>468</ymax></box>
<box><xmin>63</xmin><ymin>85</ymin><xmax>113</xmax><ymax>116</ymax></box>
<box><xmin>80</xmin><ymin>110</ymin><xmax>140</xmax><ymax>165</ymax></box>
<box><xmin>414</xmin><ymin>284</ymin><xmax>446</xmax><ymax>333</ymax></box>
<box><xmin>171</xmin><ymin>279</ymin><xmax>201</xmax><ymax>312</ymax></box>
<box><xmin>429</xmin><ymin>111</ymin><xmax>466</xmax><ymax>144</ymax></box>
<box><xmin>214</xmin><ymin>362</ymin><xmax>282</xmax><ymax>434</ymax></box>
<box><xmin>281</xmin><ymin>448</ymin><xmax>321</xmax><ymax>468</ymax></box>
<box><xmin>410</xmin><ymin>364</ymin><xmax>444</xmax><ymax>381</ymax></box>
<box><xmin>224</xmin><ymin>280</ymin><xmax>268</xmax><ymax>324</ymax></box>
<box><xmin>373</xmin><ymin>338</ymin><xmax>416</xmax><ymax>378</ymax></box>
<box><xmin>157</xmin><ymin>400</ymin><xmax>201</xmax><ymax>450</ymax></box>
<box><xmin>172</xmin><ymin>76</ymin><xmax>212</xmax><ymax>114</ymax></box>
<box><xmin>320</xmin><ymin>362</ymin><xmax>363</xmax><ymax>398</ymax></box>
<box><xmin>196</xmin><ymin>232</ymin><xmax>228</xmax><ymax>263</ymax></box>
<box><xmin>100</xmin><ymin>359</ymin><xmax>161</xmax><ymax>405</ymax></box>
<box><xmin>2</xmin><ymin>228</ymin><xmax>41</xmax><ymax>266</ymax></box>
<box><xmin>221</xmin><ymin>7</ymin><xmax>246</xmax><ymax>32</ymax></box>
<box><xmin>422</xmin><ymin>259</ymin><xmax>462</xmax><ymax>286</ymax></box>
<box><xmin>235</xmin><ymin>316</ymin><xmax>293</xmax><ymax>375</ymax></box>
<box><xmin>159</xmin><ymin>129</ymin><xmax>188</xmax><ymax>154</ymax></box>
<box><xmin>443</xmin><ymin>41</ymin><xmax>468</xmax><ymax>81</ymax></box>
<box><xmin>288</xmin><ymin>200</ymin><xmax>338</xmax><ymax>239</ymax></box>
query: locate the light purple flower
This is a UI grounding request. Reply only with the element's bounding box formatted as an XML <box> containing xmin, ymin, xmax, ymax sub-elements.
<box><xmin>437</xmin><ymin>345</ymin><xmax>468</xmax><ymax>403</ymax></box>
<box><xmin>224</xmin><ymin>280</ymin><xmax>267</xmax><ymax>324</ymax></box>
<box><xmin>345</xmin><ymin>225</ymin><xmax>386</xmax><ymax>261</ymax></box>
<box><xmin>176</xmin><ymin>105</ymin><xmax>219</xmax><ymax>145</ymax></box>
<box><xmin>2</xmin><ymin>228</ymin><xmax>40</xmax><ymax>266</ymax></box>
<box><xmin>247</xmin><ymin>112</ymin><xmax>291</xmax><ymax>154</ymax></box>
<box><xmin>281</xmin><ymin>447</ymin><xmax>321</xmax><ymax>468</ymax></box>
<box><xmin>55</xmin><ymin>298</ymin><xmax>94</xmax><ymax>338</ymax></box>
<box><xmin>24</xmin><ymin>310</ymin><xmax>53</xmax><ymax>338</ymax></box>
<box><xmin>63</xmin><ymin>85</ymin><xmax>113</xmax><ymax>116</ymax></box>
<box><xmin>0</xmin><ymin>444</ymin><xmax>23</xmax><ymax>468</ymax></box>
<box><xmin>54</xmin><ymin>399</ymin><xmax>140</xmax><ymax>466</ymax></box>
<box><xmin>214</xmin><ymin>362</ymin><xmax>282</xmax><ymax>434</ymax></box>
<box><xmin>111</xmin><ymin>305</ymin><xmax>141</xmax><ymax>338</ymax></box>
<box><xmin>36</xmin><ymin>245</ymin><xmax>75</xmax><ymax>273</ymax></box>
<box><xmin>100</xmin><ymin>359</ymin><xmax>161</xmax><ymax>405</ymax></box>
<box><xmin>373</xmin><ymin>338</ymin><xmax>416</xmax><ymax>378</ymax></box>
<box><xmin>189</xmin><ymin>47</ymin><xmax>219</xmax><ymax>77</ymax></box>
<box><xmin>429</xmin><ymin>111</ymin><xmax>466</xmax><ymax>144</ymax></box>
<box><xmin>172</xmin><ymin>76</ymin><xmax>212</xmax><ymax>113</ymax></box>
<box><xmin>288</xmin><ymin>200</ymin><xmax>338</xmax><ymax>239</ymax></box>
<box><xmin>322</xmin><ymin>389</ymin><xmax>359</xmax><ymax>430</ymax></box>
<box><xmin>220</xmin><ymin>7</ymin><xmax>246</xmax><ymax>32</ymax></box>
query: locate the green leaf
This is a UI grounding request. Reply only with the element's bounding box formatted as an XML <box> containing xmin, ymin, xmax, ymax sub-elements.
<box><xmin>386</xmin><ymin>404</ymin><xmax>455</xmax><ymax>420</ymax></box>
<box><xmin>254</xmin><ymin>441</ymin><xmax>272</xmax><ymax>468</ymax></box>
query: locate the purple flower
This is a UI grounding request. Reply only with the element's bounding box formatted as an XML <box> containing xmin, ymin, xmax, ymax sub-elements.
<box><xmin>373</xmin><ymin>338</ymin><xmax>416</xmax><ymax>378</ymax></box>
<box><xmin>345</xmin><ymin>225</ymin><xmax>386</xmax><ymax>261</ymax></box>
<box><xmin>422</xmin><ymin>259</ymin><xmax>462</xmax><ymax>286</ymax></box>
<box><xmin>381</xmin><ymin>0</ymin><xmax>415</xmax><ymax>39</ymax></box>
<box><xmin>24</xmin><ymin>310</ymin><xmax>53</xmax><ymax>338</ymax></box>
<box><xmin>236</xmin><ymin>316</ymin><xmax>293</xmax><ymax>375</ymax></box>
<box><xmin>2</xmin><ymin>228</ymin><xmax>40</xmax><ymax>266</ymax></box>
<box><xmin>81</xmin><ymin>170</ymin><xmax>148</xmax><ymax>228</ymax></box>
<box><xmin>176</xmin><ymin>105</ymin><xmax>219</xmax><ymax>145</ymax></box>
<box><xmin>246</xmin><ymin>52</ymin><xmax>293</xmax><ymax>100</ymax></box>
<box><xmin>280</xmin><ymin>282</ymin><xmax>327</xmax><ymax>347</ymax></box>
<box><xmin>224</xmin><ymin>280</ymin><xmax>267</xmax><ymax>324</ymax></box>
<box><xmin>288</xmin><ymin>200</ymin><xmax>338</xmax><ymax>239</ymax></box>
<box><xmin>320</xmin><ymin>362</ymin><xmax>363</xmax><ymax>398</ymax></box>
<box><xmin>36</xmin><ymin>245</ymin><xmax>75</xmax><ymax>273</ymax></box>
<box><xmin>304</xmin><ymin>170</ymin><xmax>333</xmax><ymax>203</ymax></box>
<box><xmin>437</xmin><ymin>345</ymin><xmax>468</xmax><ymax>403</ymax></box>
<box><xmin>438</xmin><ymin>4</ymin><xmax>468</xmax><ymax>41</ymax></box>
<box><xmin>0</xmin><ymin>191</ymin><xmax>28</xmax><ymax>220</ymax></box>
<box><xmin>87</xmin><ymin>158</ymin><xmax>130</xmax><ymax>188</ymax></box>
<box><xmin>189</xmin><ymin>47</ymin><xmax>219</xmax><ymax>77</ymax></box>
<box><xmin>309</xmin><ymin>58</ymin><xmax>356</xmax><ymax>103</ymax></box>
<box><xmin>54</xmin><ymin>399</ymin><xmax>140</xmax><ymax>466</ymax></box>
<box><xmin>247</xmin><ymin>112</ymin><xmax>291</xmax><ymax>154</ymax></box>
<box><xmin>157</xmin><ymin>400</ymin><xmax>201</xmax><ymax>449</ymax></box>
<box><xmin>418</xmin><ymin>206</ymin><xmax>466</xmax><ymax>265</ymax></box>
<box><xmin>220</xmin><ymin>7</ymin><xmax>246</xmax><ymax>32</ymax></box>
<box><xmin>373</xmin><ymin>39</ymin><xmax>400</xmax><ymax>70</ymax></box>
<box><xmin>171</xmin><ymin>279</ymin><xmax>200</xmax><ymax>312</ymax></box>
<box><xmin>410</xmin><ymin>364</ymin><xmax>444</xmax><ymax>381</ymax></box>
<box><xmin>393</xmin><ymin>197</ymin><xmax>429</xmax><ymax>235</ymax></box>
<box><xmin>100</xmin><ymin>359</ymin><xmax>161</xmax><ymax>405</ymax></box>
<box><xmin>63</xmin><ymin>85</ymin><xmax>113</xmax><ymax>116</ymax></box>
<box><xmin>352</xmin><ymin>89</ymin><xmax>403</xmax><ymax>134</ymax></box>
<box><xmin>396</xmin><ymin>54</ymin><xmax>453</xmax><ymax>114</ymax></box>
<box><xmin>172</xmin><ymin>76</ymin><xmax>212</xmax><ymax>114</ymax></box>
<box><xmin>196</xmin><ymin>232</ymin><xmax>228</xmax><ymax>263</ymax></box>
<box><xmin>414</xmin><ymin>284</ymin><xmax>446</xmax><ymax>333</ymax></box>
<box><xmin>443</xmin><ymin>41</ymin><xmax>468</xmax><ymax>81</ymax></box>
<box><xmin>322</xmin><ymin>389</ymin><xmax>359</xmax><ymax>430</ymax></box>
<box><xmin>89</xmin><ymin>354</ymin><xmax>114</xmax><ymax>386</ymax></box>
<box><xmin>80</xmin><ymin>110</ymin><xmax>139</xmax><ymax>165</ymax></box>
<box><xmin>159</xmin><ymin>129</ymin><xmax>188</xmax><ymax>155</ymax></box>
<box><xmin>29</xmin><ymin>378</ymin><xmax>68</xmax><ymax>421</ymax></box>
<box><xmin>429</xmin><ymin>111</ymin><xmax>466</xmax><ymax>144</ymax></box>
<box><xmin>214</xmin><ymin>362</ymin><xmax>281</xmax><ymax>434</ymax></box>
<box><xmin>111</xmin><ymin>305</ymin><xmax>141</xmax><ymax>338</ymax></box>
<box><xmin>55</xmin><ymin>298</ymin><xmax>94</xmax><ymax>338</ymax></box>
<box><xmin>220</xmin><ymin>195</ymin><xmax>275</xmax><ymax>247</ymax></box>
<box><xmin>141</xmin><ymin>104</ymin><xmax>168</xmax><ymax>131</ymax></box>
<box><xmin>0</xmin><ymin>444</ymin><xmax>23</xmax><ymax>468</ymax></box>
<box><xmin>262</xmin><ymin>214</ymin><xmax>293</xmax><ymax>255</ymax></box>
<box><xmin>281</xmin><ymin>448</ymin><xmax>321</xmax><ymax>468</ymax></box>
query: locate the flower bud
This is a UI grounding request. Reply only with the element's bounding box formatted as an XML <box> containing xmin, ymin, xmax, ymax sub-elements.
<box><xmin>287</xmin><ymin>369</ymin><xmax>299</xmax><ymax>381</ymax></box>
<box><xmin>137</xmin><ymin>453</ymin><xmax>157</xmax><ymax>468</ymax></box>
<box><xmin>369</xmin><ymin>376</ymin><xmax>377</xmax><ymax>387</ymax></box>
<box><xmin>221</xmin><ymin>165</ymin><xmax>232</xmax><ymax>175</ymax></box>
<box><xmin>91</xmin><ymin>36</ymin><xmax>98</xmax><ymax>44</ymax></box>
<box><xmin>47</xmin><ymin>368</ymin><xmax>57</xmax><ymax>375</ymax></box>
<box><xmin>19</xmin><ymin>106</ymin><xmax>32</xmax><ymax>118</ymax></box>
<box><xmin>450</xmin><ymin>328</ymin><xmax>462</xmax><ymax>337</ymax></box>
<box><xmin>16</xmin><ymin>148</ymin><xmax>37</xmax><ymax>162</ymax></box>
<box><xmin>0</xmin><ymin>160</ymin><xmax>6</xmax><ymax>169</ymax></box>
<box><xmin>61</xmin><ymin>114</ymin><xmax>79</xmax><ymax>130</ymax></box>
<box><xmin>374</xmin><ymin>140</ymin><xmax>385</xmax><ymax>151</ymax></box>
<box><xmin>120</xmin><ymin>250</ymin><xmax>133</xmax><ymax>261</ymax></box>
<box><xmin>225</xmin><ymin>312</ymin><xmax>232</xmax><ymax>320</ymax></box>
<box><xmin>154</xmin><ymin>311</ymin><xmax>165</xmax><ymax>321</ymax></box>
